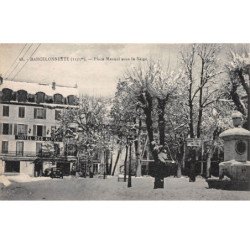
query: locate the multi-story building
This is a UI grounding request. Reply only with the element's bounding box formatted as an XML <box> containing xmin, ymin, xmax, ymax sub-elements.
<box><xmin>0</xmin><ymin>76</ymin><xmax>79</xmax><ymax>176</ymax></box>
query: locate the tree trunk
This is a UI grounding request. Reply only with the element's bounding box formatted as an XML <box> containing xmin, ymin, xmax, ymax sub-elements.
<box><xmin>89</xmin><ymin>159</ymin><xmax>94</xmax><ymax>178</ymax></box>
<box><xmin>144</xmin><ymin>107</ymin><xmax>154</xmax><ymax>148</ymax></box>
<box><xmin>84</xmin><ymin>159</ymin><xmax>87</xmax><ymax>178</ymax></box>
<box><xmin>183</xmin><ymin>141</ymin><xmax>186</xmax><ymax>171</ymax></box>
<box><xmin>188</xmin><ymin>100</ymin><xmax>194</xmax><ymax>138</ymax></box>
<box><xmin>103</xmin><ymin>151</ymin><xmax>106</xmax><ymax>179</ymax></box>
<box><xmin>134</xmin><ymin>140</ymin><xmax>142</xmax><ymax>177</ymax></box>
<box><xmin>124</xmin><ymin>144</ymin><xmax>128</xmax><ymax>182</ymax></box>
<box><xmin>177</xmin><ymin>162</ymin><xmax>182</xmax><ymax>178</ymax></box>
<box><xmin>142</xmin><ymin>91</ymin><xmax>161</xmax><ymax>188</ymax></box>
<box><xmin>230</xmin><ymin>81</ymin><xmax>246</xmax><ymax>116</ymax></box>
<box><xmin>157</xmin><ymin>98</ymin><xmax>167</xmax><ymax>146</ymax></box>
<box><xmin>134</xmin><ymin>119</ymin><xmax>142</xmax><ymax>177</ymax></box>
<box><xmin>112</xmin><ymin>147</ymin><xmax>121</xmax><ymax>176</ymax></box>
<box><xmin>206</xmin><ymin>153</ymin><xmax>212</xmax><ymax>178</ymax></box>
<box><xmin>176</xmin><ymin>139</ymin><xmax>184</xmax><ymax>178</ymax></box>
<box><xmin>109</xmin><ymin>150</ymin><xmax>113</xmax><ymax>175</ymax></box>
<box><xmin>105</xmin><ymin>149</ymin><xmax>109</xmax><ymax>175</ymax></box>
<box><xmin>197</xmin><ymin>60</ymin><xmax>204</xmax><ymax>138</ymax></box>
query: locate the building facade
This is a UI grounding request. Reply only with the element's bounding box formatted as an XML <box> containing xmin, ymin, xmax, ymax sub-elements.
<box><xmin>0</xmin><ymin>76</ymin><xmax>79</xmax><ymax>176</ymax></box>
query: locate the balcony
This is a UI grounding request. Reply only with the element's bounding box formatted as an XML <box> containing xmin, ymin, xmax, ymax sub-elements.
<box><xmin>0</xmin><ymin>150</ymin><xmax>75</xmax><ymax>158</ymax></box>
<box><xmin>0</xmin><ymin>151</ymin><xmax>37</xmax><ymax>157</ymax></box>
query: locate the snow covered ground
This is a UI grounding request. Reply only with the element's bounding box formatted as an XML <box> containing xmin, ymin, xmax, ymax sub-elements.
<box><xmin>0</xmin><ymin>175</ymin><xmax>250</xmax><ymax>200</ymax></box>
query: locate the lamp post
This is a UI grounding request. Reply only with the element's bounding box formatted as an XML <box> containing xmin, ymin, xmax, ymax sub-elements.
<box><xmin>127</xmin><ymin>139</ymin><xmax>132</xmax><ymax>188</ymax></box>
<box><xmin>127</xmin><ymin>123</ymin><xmax>136</xmax><ymax>188</ymax></box>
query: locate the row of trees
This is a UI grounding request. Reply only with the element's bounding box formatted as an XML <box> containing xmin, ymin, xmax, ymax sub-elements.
<box><xmin>55</xmin><ymin>44</ymin><xmax>250</xmax><ymax>188</ymax></box>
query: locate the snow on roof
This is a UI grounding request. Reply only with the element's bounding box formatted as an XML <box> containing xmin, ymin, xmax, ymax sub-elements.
<box><xmin>0</xmin><ymin>79</ymin><xmax>79</xmax><ymax>97</ymax></box>
<box><xmin>220</xmin><ymin>127</ymin><xmax>250</xmax><ymax>139</ymax></box>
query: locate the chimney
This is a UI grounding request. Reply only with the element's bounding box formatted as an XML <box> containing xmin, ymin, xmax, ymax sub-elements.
<box><xmin>0</xmin><ymin>75</ymin><xmax>3</xmax><ymax>85</ymax></box>
<box><xmin>52</xmin><ymin>81</ymin><xmax>56</xmax><ymax>90</ymax></box>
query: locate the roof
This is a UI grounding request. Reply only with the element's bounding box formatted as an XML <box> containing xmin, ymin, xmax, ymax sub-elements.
<box><xmin>0</xmin><ymin>79</ymin><xmax>79</xmax><ymax>97</ymax></box>
<box><xmin>220</xmin><ymin>127</ymin><xmax>250</xmax><ymax>140</ymax></box>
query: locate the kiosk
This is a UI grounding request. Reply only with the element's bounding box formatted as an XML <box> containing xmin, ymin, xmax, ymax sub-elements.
<box><xmin>207</xmin><ymin>112</ymin><xmax>250</xmax><ymax>190</ymax></box>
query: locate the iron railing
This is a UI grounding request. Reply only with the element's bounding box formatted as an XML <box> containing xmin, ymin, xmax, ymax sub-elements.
<box><xmin>0</xmin><ymin>151</ymin><xmax>77</xmax><ymax>157</ymax></box>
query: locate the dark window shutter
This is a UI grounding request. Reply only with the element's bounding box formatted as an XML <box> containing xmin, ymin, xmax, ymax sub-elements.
<box><xmin>9</xmin><ymin>124</ymin><xmax>13</xmax><ymax>135</ymax></box>
<box><xmin>44</xmin><ymin>109</ymin><xmax>46</xmax><ymax>119</ymax></box>
<box><xmin>34</xmin><ymin>108</ymin><xmax>37</xmax><ymax>119</ymax></box>
<box><xmin>0</xmin><ymin>123</ymin><xmax>2</xmax><ymax>134</ymax></box>
<box><xmin>14</xmin><ymin>124</ymin><xmax>17</xmax><ymax>135</ymax></box>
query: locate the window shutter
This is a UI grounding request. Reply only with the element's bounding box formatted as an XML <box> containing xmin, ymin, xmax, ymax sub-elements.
<box><xmin>33</xmin><ymin>125</ymin><xmax>36</xmax><ymax>136</ymax></box>
<box><xmin>42</xmin><ymin>126</ymin><xmax>46</xmax><ymax>137</ymax></box>
<box><xmin>9</xmin><ymin>124</ymin><xmax>13</xmax><ymax>135</ymax></box>
<box><xmin>44</xmin><ymin>109</ymin><xmax>46</xmax><ymax>119</ymax></box>
<box><xmin>25</xmin><ymin>125</ymin><xmax>28</xmax><ymax>135</ymax></box>
<box><xmin>34</xmin><ymin>108</ymin><xmax>37</xmax><ymax>119</ymax></box>
<box><xmin>14</xmin><ymin>124</ymin><xmax>17</xmax><ymax>135</ymax></box>
<box><xmin>0</xmin><ymin>123</ymin><xmax>2</xmax><ymax>134</ymax></box>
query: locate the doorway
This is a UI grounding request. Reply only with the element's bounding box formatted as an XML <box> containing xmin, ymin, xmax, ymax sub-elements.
<box><xmin>37</xmin><ymin>125</ymin><xmax>43</xmax><ymax>136</ymax></box>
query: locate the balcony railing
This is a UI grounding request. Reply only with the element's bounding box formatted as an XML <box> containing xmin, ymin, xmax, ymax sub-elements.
<box><xmin>0</xmin><ymin>151</ymin><xmax>76</xmax><ymax>158</ymax></box>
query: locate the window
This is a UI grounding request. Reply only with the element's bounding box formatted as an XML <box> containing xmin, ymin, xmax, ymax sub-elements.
<box><xmin>5</xmin><ymin>161</ymin><xmax>20</xmax><ymax>173</ymax></box>
<box><xmin>36</xmin><ymin>143</ymin><xmax>42</xmax><ymax>156</ymax></box>
<box><xmin>34</xmin><ymin>108</ymin><xmax>46</xmax><ymax>119</ymax></box>
<box><xmin>16</xmin><ymin>141</ymin><xmax>24</xmax><ymax>156</ymax></box>
<box><xmin>2</xmin><ymin>123</ymin><xmax>12</xmax><ymax>135</ymax></box>
<box><xmin>55</xmin><ymin>110</ymin><xmax>61</xmax><ymax>120</ymax></box>
<box><xmin>45</xmin><ymin>96</ymin><xmax>53</xmax><ymax>103</ymax></box>
<box><xmin>3</xmin><ymin>106</ymin><xmax>9</xmax><ymax>116</ymax></box>
<box><xmin>33</xmin><ymin>125</ymin><xmax>46</xmax><ymax>137</ymax></box>
<box><xmin>54</xmin><ymin>94</ymin><xmax>63</xmax><ymax>104</ymax></box>
<box><xmin>17</xmin><ymin>90</ymin><xmax>27</xmax><ymax>102</ymax></box>
<box><xmin>36</xmin><ymin>92</ymin><xmax>45</xmax><ymax>104</ymax></box>
<box><xmin>2</xmin><ymin>88</ymin><xmax>13</xmax><ymax>102</ymax></box>
<box><xmin>37</xmin><ymin>125</ymin><xmax>43</xmax><ymax>136</ymax></box>
<box><xmin>16</xmin><ymin>124</ymin><xmax>28</xmax><ymax>136</ymax></box>
<box><xmin>27</xmin><ymin>94</ymin><xmax>35</xmax><ymax>102</ymax></box>
<box><xmin>67</xmin><ymin>95</ymin><xmax>77</xmax><ymax>105</ymax></box>
<box><xmin>18</xmin><ymin>107</ymin><xmax>25</xmax><ymax>118</ymax></box>
<box><xmin>2</xmin><ymin>141</ymin><xmax>8</xmax><ymax>153</ymax></box>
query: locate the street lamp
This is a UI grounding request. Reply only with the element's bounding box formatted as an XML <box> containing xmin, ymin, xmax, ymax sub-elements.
<box><xmin>127</xmin><ymin>124</ymin><xmax>136</xmax><ymax>188</ymax></box>
<box><xmin>127</xmin><ymin>139</ymin><xmax>132</xmax><ymax>188</ymax></box>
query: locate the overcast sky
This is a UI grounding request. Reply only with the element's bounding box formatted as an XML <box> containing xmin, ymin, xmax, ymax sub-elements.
<box><xmin>0</xmin><ymin>44</ymin><xmax>181</xmax><ymax>96</ymax></box>
<box><xmin>1</xmin><ymin>43</ymin><xmax>249</xmax><ymax>97</ymax></box>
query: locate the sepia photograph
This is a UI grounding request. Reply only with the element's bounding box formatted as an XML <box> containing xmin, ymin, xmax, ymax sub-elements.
<box><xmin>1</xmin><ymin>43</ymin><xmax>250</xmax><ymax>200</ymax></box>
<box><xmin>1</xmin><ymin>2</ymin><xmax>250</xmax><ymax>250</ymax></box>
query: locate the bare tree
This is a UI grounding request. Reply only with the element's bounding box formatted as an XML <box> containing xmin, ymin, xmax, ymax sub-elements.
<box><xmin>115</xmin><ymin>61</ymin><xmax>181</xmax><ymax>188</ymax></box>
<box><xmin>58</xmin><ymin>95</ymin><xmax>111</xmax><ymax>177</ymax></box>
<box><xmin>180</xmin><ymin>44</ymin><xmax>222</xmax><ymax>138</ymax></box>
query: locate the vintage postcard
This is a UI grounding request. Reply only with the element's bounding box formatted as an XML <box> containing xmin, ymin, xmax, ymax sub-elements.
<box><xmin>1</xmin><ymin>43</ymin><xmax>250</xmax><ymax>200</ymax></box>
